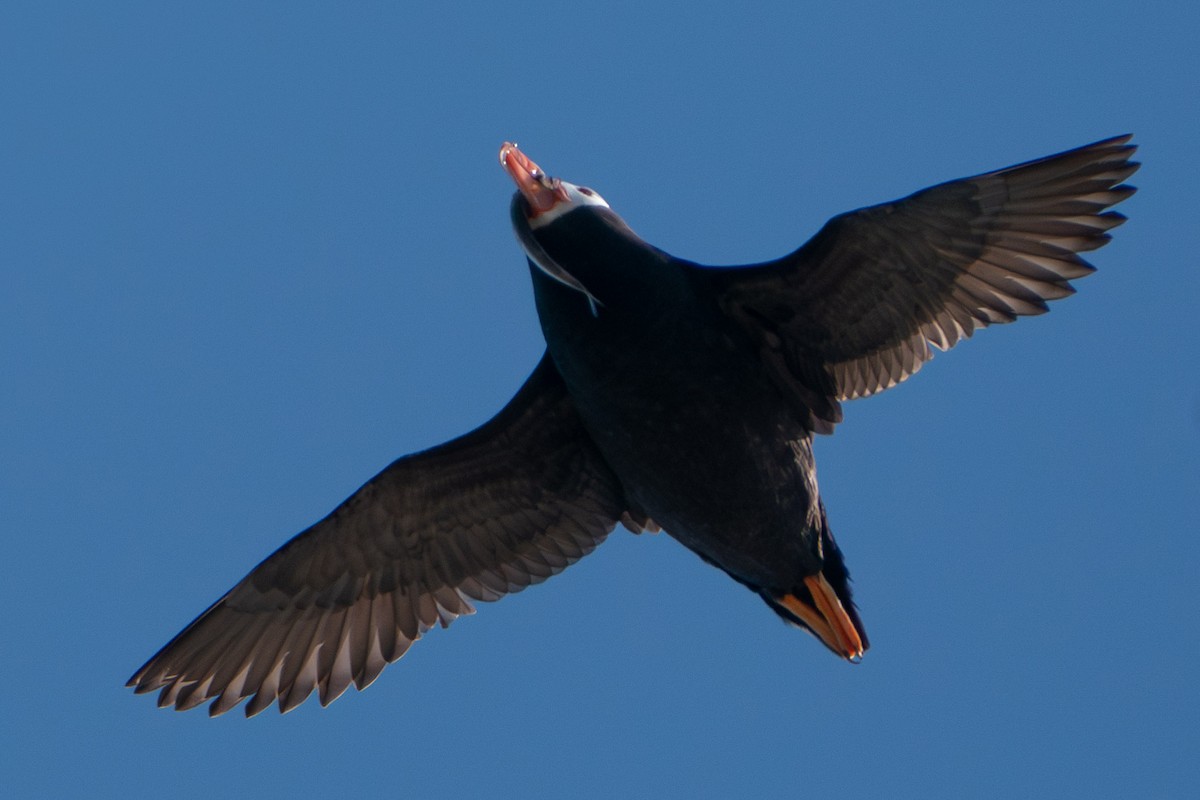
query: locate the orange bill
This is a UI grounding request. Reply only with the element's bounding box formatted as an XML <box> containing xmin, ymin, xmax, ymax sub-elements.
<box><xmin>499</xmin><ymin>142</ymin><xmax>567</xmax><ymax>215</ymax></box>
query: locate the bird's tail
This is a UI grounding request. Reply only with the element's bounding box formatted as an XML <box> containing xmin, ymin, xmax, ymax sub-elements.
<box><xmin>762</xmin><ymin>507</ymin><xmax>868</xmax><ymax>661</ymax></box>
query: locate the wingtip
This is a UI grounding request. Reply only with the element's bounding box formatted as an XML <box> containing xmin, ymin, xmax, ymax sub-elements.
<box><xmin>1094</xmin><ymin>133</ymin><xmax>1136</xmax><ymax>150</ymax></box>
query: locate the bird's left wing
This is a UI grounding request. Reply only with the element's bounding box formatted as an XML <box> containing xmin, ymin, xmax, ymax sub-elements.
<box><xmin>701</xmin><ymin>135</ymin><xmax>1138</xmax><ymax>433</ymax></box>
<box><xmin>128</xmin><ymin>353</ymin><xmax>630</xmax><ymax>716</ymax></box>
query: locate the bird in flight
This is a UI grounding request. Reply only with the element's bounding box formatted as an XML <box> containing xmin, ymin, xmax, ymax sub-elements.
<box><xmin>129</xmin><ymin>135</ymin><xmax>1138</xmax><ymax>716</ymax></box>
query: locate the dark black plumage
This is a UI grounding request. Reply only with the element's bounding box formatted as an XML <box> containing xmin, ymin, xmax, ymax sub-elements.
<box><xmin>129</xmin><ymin>135</ymin><xmax>1138</xmax><ymax>715</ymax></box>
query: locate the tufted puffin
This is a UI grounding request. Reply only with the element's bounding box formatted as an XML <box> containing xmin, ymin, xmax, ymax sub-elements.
<box><xmin>129</xmin><ymin>135</ymin><xmax>1138</xmax><ymax>716</ymax></box>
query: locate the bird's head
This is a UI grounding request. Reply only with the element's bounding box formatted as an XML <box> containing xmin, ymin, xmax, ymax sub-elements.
<box><xmin>501</xmin><ymin>141</ymin><xmax>612</xmax><ymax>228</ymax></box>
<box><xmin>501</xmin><ymin>142</ymin><xmax>652</xmax><ymax>315</ymax></box>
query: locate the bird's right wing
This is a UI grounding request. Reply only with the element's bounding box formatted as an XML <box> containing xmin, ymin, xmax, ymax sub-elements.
<box><xmin>703</xmin><ymin>135</ymin><xmax>1138</xmax><ymax>433</ymax></box>
<box><xmin>128</xmin><ymin>353</ymin><xmax>630</xmax><ymax>716</ymax></box>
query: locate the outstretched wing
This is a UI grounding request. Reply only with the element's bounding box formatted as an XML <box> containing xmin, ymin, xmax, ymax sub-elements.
<box><xmin>704</xmin><ymin>135</ymin><xmax>1139</xmax><ymax>433</ymax></box>
<box><xmin>129</xmin><ymin>353</ymin><xmax>628</xmax><ymax>716</ymax></box>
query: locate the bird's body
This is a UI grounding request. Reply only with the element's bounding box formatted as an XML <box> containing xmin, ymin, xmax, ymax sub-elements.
<box><xmin>129</xmin><ymin>135</ymin><xmax>1138</xmax><ymax>715</ymax></box>
<box><xmin>528</xmin><ymin>214</ymin><xmax>833</xmax><ymax>610</ymax></box>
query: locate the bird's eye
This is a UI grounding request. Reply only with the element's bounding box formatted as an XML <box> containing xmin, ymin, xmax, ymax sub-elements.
<box><xmin>578</xmin><ymin>187</ymin><xmax>595</xmax><ymax>196</ymax></box>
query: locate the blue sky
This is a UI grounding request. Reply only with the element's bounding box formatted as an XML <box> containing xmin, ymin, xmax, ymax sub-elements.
<box><xmin>3</xmin><ymin>2</ymin><xmax>1197</xmax><ymax>797</ymax></box>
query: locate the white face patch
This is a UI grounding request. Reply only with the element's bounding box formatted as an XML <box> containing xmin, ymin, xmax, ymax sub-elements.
<box><xmin>512</xmin><ymin>179</ymin><xmax>609</xmax><ymax>316</ymax></box>
<box><xmin>527</xmin><ymin>180</ymin><xmax>611</xmax><ymax>230</ymax></box>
